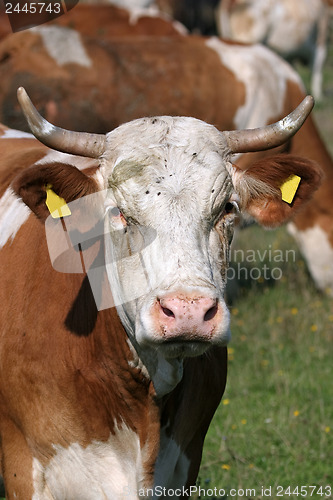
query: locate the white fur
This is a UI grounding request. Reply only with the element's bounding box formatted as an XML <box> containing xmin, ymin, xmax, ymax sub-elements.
<box><xmin>288</xmin><ymin>222</ymin><xmax>333</xmax><ymax>296</ymax></box>
<box><xmin>206</xmin><ymin>38</ymin><xmax>302</xmax><ymax>131</ymax></box>
<box><xmin>0</xmin><ymin>188</ymin><xmax>31</xmax><ymax>249</ymax></box>
<box><xmin>126</xmin><ymin>6</ymin><xmax>188</xmax><ymax>34</ymax></box>
<box><xmin>1</xmin><ymin>129</ymin><xmax>34</xmax><ymax>139</ymax></box>
<box><xmin>217</xmin><ymin>0</ymin><xmax>322</xmax><ymax>54</ymax></box>
<box><xmin>100</xmin><ymin>117</ymin><xmax>234</xmax><ymax>394</ymax></box>
<box><xmin>216</xmin><ymin>0</ymin><xmax>324</xmax><ymax>99</ymax></box>
<box><xmin>32</xmin><ymin>426</ymin><xmax>144</xmax><ymax>500</ymax></box>
<box><xmin>33</xmin><ymin>26</ymin><xmax>92</xmax><ymax>68</ymax></box>
<box><xmin>35</xmin><ymin>150</ymin><xmax>100</xmax><ymax>174</ymax></box>
<box><xmin>108</xmin><ymin>0</ymin><xmax>153</xmax><ymax>8</ymax></box>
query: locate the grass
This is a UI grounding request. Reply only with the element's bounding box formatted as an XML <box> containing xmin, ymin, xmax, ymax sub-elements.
<box><xmin>197</xmin><ymin>226</ymin><xmax>333</xmax><ymax>500</ymax></box>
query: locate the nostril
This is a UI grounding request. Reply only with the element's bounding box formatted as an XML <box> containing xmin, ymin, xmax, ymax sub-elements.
<box><xmin>204</xmin><ymin>303</ymin><xmax>218</xmax><ymax>322</ymax></box>
<box><xmin>161</xmin><ymin>306</ymin><xmax>175</xmax><ymax>318</ymax></box>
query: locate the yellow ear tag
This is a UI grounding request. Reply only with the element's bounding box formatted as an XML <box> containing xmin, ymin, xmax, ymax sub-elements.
<box><xmin>280</xmin><ymin>175</ymin><xmax>301</xmax><ymax>204</ymax></box>
<box><xmin>45</xmin><ymin>184</ymin><xmax>71</xmax><ymax>219</ymax></box>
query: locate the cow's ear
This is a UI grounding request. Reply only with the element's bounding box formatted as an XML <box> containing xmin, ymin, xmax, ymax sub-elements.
<box><xmin>11</xmin><ymin>162</ymin><xmax>100</xmax><ymax>221</ymax></box>
<box><xmin>233</xmin><ymin>155</ymin><xmax>323</xmax><ymax>228</ymax></box>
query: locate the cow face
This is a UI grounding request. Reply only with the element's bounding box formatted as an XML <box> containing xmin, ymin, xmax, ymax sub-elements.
<box><xmin>13</xmin><ymin>90</ymin><xmax>322</xmax><ymax>381</ymax></box>
<box><xmin>102</xmin><ymin>117</ymin><xmax>236</xmax><ymax>359</ymax></box>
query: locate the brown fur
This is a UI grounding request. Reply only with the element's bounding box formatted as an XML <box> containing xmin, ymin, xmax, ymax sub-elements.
<box><xmin>239</xmin><ymin>154</ymin><xmax>323</xmax><ymax>227</ymax></box>
<box><xmin>0</xmin><ymin>4</ymin><xmax>184</xmax><ymax>42</ymax></box>
<box><xmin>0</xmin><ymin>32</ymin><xmax>245</xmax><ymax>133</ymax></box>
<box><xmin>11</xmin><ymin>162</ymin><xmax>100</xmax><ymax>220</ymax></box>
<box><xmin>0</xmin><ymin>135</ymin><xmax>228</xmax><ymax>497</ymax></box>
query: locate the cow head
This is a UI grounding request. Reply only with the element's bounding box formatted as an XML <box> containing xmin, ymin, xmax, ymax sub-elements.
<box><xmin>13</xmin><ymin>88</ymin><xmax>322</xmax><ymax>394</ymax></box>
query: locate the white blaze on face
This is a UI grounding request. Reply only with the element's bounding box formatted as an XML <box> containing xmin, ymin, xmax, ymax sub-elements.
<box><xmin>32</xmin><ymin>426</ymin><xmax>144</xmax><ymax>500</ymax></box>
<box><xmin>101</xmin><ymin>117</ymin><xmax>234</xmax><ymax>358</ymax></box>
<box><xmin>32</xmin><ymin>26</ymin><xmax>92</xmax><ymax>67</ymax></box>
<box><xmin>288</xmin><ymin>223</ymin><xmax>333</xmax><ymax>296</ymax></box>
<box><xmin>206</xmin><ymin>38</ymin><xmax>302</xmax><ymax>131</ymax></box>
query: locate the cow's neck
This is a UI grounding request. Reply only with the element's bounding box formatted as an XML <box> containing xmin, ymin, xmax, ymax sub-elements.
<box><xmin>116</xmin><ymin>304</ymin><xmax>184</xmax><ymax>398</ymax></box>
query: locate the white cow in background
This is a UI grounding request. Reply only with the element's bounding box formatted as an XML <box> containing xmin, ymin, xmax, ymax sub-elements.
<box><xmin>216</xmin><ymin>0</ymin><xmax>331</xmax><ymax>100</ymax></box>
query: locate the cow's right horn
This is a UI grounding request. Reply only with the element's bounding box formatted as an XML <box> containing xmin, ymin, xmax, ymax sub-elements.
<box><xmin>17</xmin><ymin>87</ymin><xmax>106</xmax><ymax>158</ymax></box>
<box><xmin>224</xmin><ymin>96</ymin><xmax>314</xmax><ymax>154</ymax></box>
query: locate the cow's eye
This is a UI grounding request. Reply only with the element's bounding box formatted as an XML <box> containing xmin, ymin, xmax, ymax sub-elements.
<box><xmin>224</xmin><ymin>200</ymin><xmax>240</xmax><ymax>216</ymax></box>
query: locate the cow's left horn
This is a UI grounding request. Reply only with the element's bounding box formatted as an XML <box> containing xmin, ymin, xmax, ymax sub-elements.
<box><xmin>17</xmin><ymin>87</ymin><xmax>106</xmax><ymax>158</ymax></box>
<box><xmin>224</xmin><ymin>96</ymin><xmax>314</xmax><ymax>154</ymax></box>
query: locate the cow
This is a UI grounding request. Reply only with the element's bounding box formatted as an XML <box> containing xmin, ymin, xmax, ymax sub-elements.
<box><xmin>0</xmin><ymin>3</ymin><xmax>187</xmax><ymax>42</ymax></box>
<box><xmin>50</xmin><ymin>4</ymin><xmax>187</xmax><ymax>37</ymax></box>
<box><xmin>0</xmin><ymin>87</ymin><xmax>321</xmax><ymax>498</ymax></box>
<box><xmin>0</xmin><ymin>29</ymin><xmax>332</xmax><ymax>293</ymax></box>
<box><xmin>216</xmin><ymin>0</ymin><xmax>331</xmax><ymax>101</ymax></box>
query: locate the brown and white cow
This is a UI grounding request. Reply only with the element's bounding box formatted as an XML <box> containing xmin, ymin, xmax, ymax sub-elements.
<box><xmin>0</xmin><ymin>3</ymin><xmax>186</xmax><ymax>43</ymax></box>
<box><xmin>51</xmin><ymin>4</ymin><xmax>187</xmax><ymax>37</ymax></box>
<box><xmin>216</xmin><ymin>0</ymin><xmax>331</xmax><ymax>100</ymax></box>
<box><xmin>0</xmin><ymin>89</ymin><xmax>321</xmax><ymax>498</ymax></box>
<box><xmin>1</xmin><ymin>29</ymin><xmax>332</xmax><ymax>294</ymax></box>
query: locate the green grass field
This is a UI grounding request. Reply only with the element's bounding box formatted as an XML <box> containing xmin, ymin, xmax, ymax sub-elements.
<box><xmin>197</xmin><ymin>226</ymin><xmax>333</xmax><ymax>500</ymax></box>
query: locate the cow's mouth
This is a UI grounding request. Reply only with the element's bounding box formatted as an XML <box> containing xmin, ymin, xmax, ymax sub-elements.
<box><xmin>159</xmin><ymin>339</ymin><xmax>210</xmax><ymax>359</ymax></box>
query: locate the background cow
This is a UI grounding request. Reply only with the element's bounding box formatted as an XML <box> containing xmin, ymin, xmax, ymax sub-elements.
<box><xmin>0</xmin><ymin>88</ymin><xmax>321</xmax><ymax>498</ymax></box>
<box><xmin>0</xmin><ymin>3</ymin><xmax>187</xmax><ymax>41</ymax></box>
<box><xmin>216</xmin><ymin>0</ymin><xmax>331</xmax><ymax>100</ymax></box>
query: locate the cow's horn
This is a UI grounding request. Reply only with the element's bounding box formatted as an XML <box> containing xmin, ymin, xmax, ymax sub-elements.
<box><xmin>224</xmin><ymin>96</ymin><xmax>314</xmax><ymax>154</ymax></box>
<box><xmin>17</xmin><ymin>87</ymin><xmax>106</xmax><ymax>158</ymax></box>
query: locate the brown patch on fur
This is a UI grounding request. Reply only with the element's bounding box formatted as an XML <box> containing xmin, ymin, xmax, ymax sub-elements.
<box><xmin>0</xmin><ymin>143</ymin><xmax>48</xmax><ymax>198</ymax></box>
<box><xmin>11</xmin><ymin>162</ymin><xmax>100</xmax><ymax>221</ymax></box>
<box><xmin>240</xmin><ymin>154</ymin><xmax>323</xmax><ymax>227</ymax></box>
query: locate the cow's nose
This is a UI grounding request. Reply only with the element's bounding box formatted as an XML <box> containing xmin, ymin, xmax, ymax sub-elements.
<box><xmin>157</xmin><ymin>295</ymin><xmax>220</xmax><ymax>339</ymax></box>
